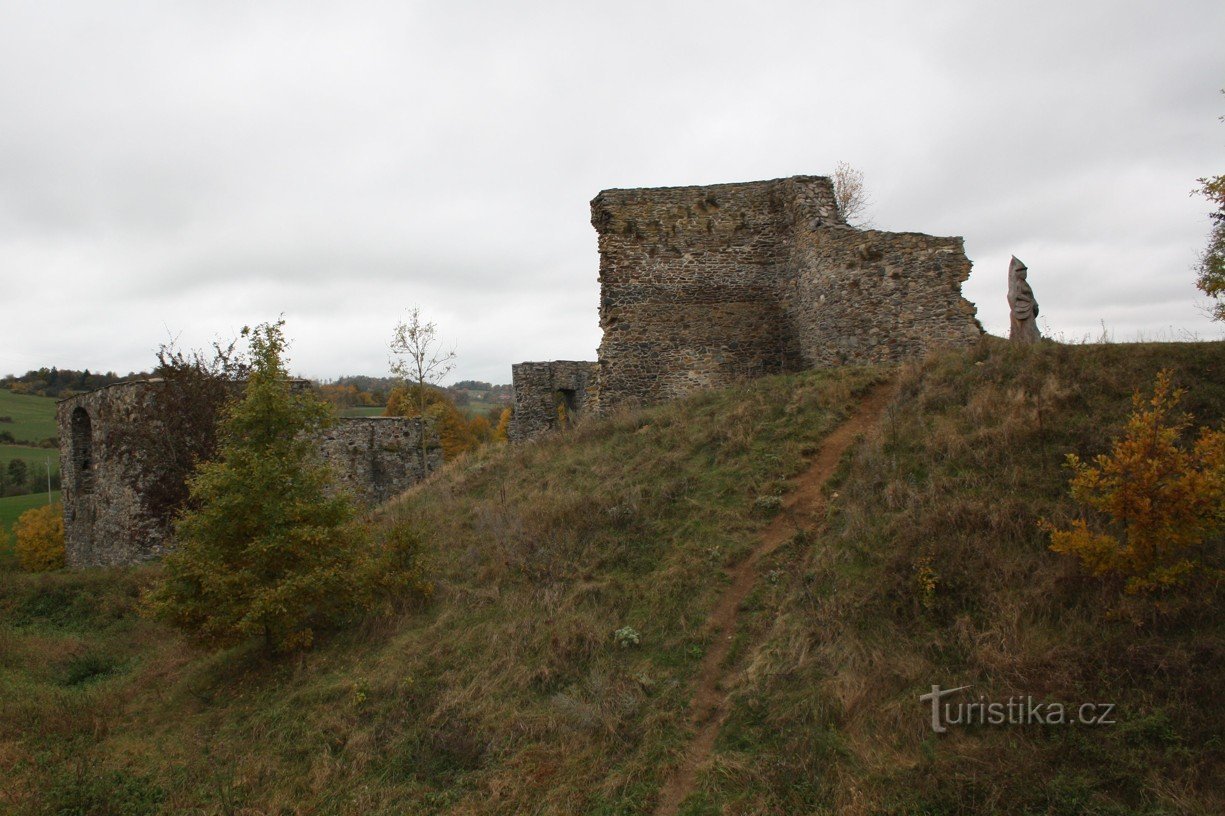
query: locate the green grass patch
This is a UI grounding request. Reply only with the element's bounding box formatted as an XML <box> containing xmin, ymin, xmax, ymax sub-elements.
<box><xmin>0</xmin><ymin>388</ymin><xmax>59</xmax><ymax>442</ymax></box>
<box><xmin>338</xmin><ymin>405</ymin><xmax>387</xmax><ymax>417</ymax></box>
<box><xmin>0</xmin><ymin>444</ymin><xmax>60</xmax><ymax>481</ymax></box>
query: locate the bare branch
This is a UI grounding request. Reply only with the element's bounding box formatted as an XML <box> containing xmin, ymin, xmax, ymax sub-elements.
<box><xmin>832</xmin><ymin>161</ymin><xmax>873</xmax><ymax>228</ymax></box>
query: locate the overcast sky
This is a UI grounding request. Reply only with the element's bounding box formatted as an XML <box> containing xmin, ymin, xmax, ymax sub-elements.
<box><xmin>1</xmin><ymin>0</ymin><xmax>1221</xmax><ymax>384</ymax></box>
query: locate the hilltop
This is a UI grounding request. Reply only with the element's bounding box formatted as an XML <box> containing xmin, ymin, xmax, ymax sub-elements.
<box><xmin>1</xmin><ymin>339</ymin><xmax>1222</xmax><ymax>815</ymax></box>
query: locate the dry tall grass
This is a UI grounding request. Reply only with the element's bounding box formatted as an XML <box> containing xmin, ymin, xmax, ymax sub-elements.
<box><xmin>3</xmin><ymin>340</ymin><xmax>1222</xmax><ymax>814</ymax></box>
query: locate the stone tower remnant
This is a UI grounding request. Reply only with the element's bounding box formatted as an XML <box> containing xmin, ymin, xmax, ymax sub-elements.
<box><xmin>1007</xmin><ymin>255</ymin><xmax>1040</xmax><ymax>343</ymax></box>
<box><xmin>511</xmin><ymin>175</ymin><xmax>983</xmax><ymax>441</ymax></box>
<box><xmin>508</xmin><ymin>361</ymin><xmax>599</xmax><ymax>442</ymax></box>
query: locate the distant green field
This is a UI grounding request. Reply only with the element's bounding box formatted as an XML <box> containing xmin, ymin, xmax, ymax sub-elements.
<box><xmin>0</xmin><ymin>490</ymin><xmax>60</xmax><ymax>537</ymax></box>
<box><xmin>0</xmin><ymin>388</ymin><xmax>59</xmax><ymax>442</ymax></box>
<box><xmin>339</xmin><ymin>405</ymin><xmax>387</xmax><ymax>417</ymax></box>
<box><xmin>461</xmin><ymin>400</ymin><xmax>508</xmax><ymax>419</ymax></box>
<box><xmin>0</xmin><ymin>444</ymin><xmax>59</xmax><ymax>473</ymax></box>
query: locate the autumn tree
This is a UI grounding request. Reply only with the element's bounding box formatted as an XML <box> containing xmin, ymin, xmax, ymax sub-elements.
<box><xmin>1194</xmin><ymin>171</ymin><xmax>1224</xmax><ymax>320</ymax></box>
<box><xmin>384</xmin><ymin>383</ymin><xmax>486</xmax><ymax>459</ymax></box>
<box><xmin>389</xmin><ymin>307</ymin><xmax>456</xmax><ymax>472</ymax></box>
<box><xmin>832</xmin><ymin>161</ymin><xmax>873</xmax><ymax>227</ymax></box>
<box><xmin>107</xmin><ymin>335</ymin><xmax>249</xmax><ymax>524</ymax></box>
<box><xmin>14</xmin><ymin>503</ymin><xmax>65</xmax><ymax>571</ymax></box>
<box><xmin>1044</xmin><ymin>370</ymin><xmax>1225</xmax><ymax>594</ymax></box>
<box><xmin>494</xmin><ymin>407</ymin><xmax>512</xmax><ymax>443</ymax></box>
<box><xmin>146</xmin><ymin>320</ymin><xmax>367</xmax><ymax>652</ymax></box>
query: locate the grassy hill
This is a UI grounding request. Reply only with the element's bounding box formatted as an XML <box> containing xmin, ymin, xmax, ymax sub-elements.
<box><xmin>0</xmin><ymin>390</ymin><xmax>60</xmax><ymax>516</ymax></box>
<box><xmin>0</xmin><ymin>445</ymin><xmax>58</xmax><ymax>473</ymax></box>
<box><xmin>0</xmin><ymin>389</ymin><xmax>59</xmax><ymax>443</ymax></box>
<box><xmin>0</xmin><ymin>340</ymin><xmax>1222</xmax><ymax>815</ymax></box>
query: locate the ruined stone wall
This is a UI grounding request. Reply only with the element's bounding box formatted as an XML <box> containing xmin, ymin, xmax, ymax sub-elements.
<box><xmin>508</xmin><ymin>361</ymin><xmax>599</xmax><ymax>443</ymax></box>
<box><xmin>59</xmin><ymin>382</ymin><xmax>442</xmax><ymax>568</ymax></box>
<box><xmin>58</xmin><ymin>381</ymin><xmax>173</xmax><ymax>567</ymax></box>
<box><xmin>316</xmin><ymin>417</ymin><xmax>441</xmax><ymax>505</ymax></box>
<box><xmin>591</xmin><ymin>175</ymin><xmax>982</xmax><ymax>410</ymax></box>
<box><xmin>780</xmin><ymin>228</ymin><xmax>982</xmax><ymax>367</ymax></box>
<box><xmin>592</xmin><ymin>177</ymin><xmax>844</xmax><ymax>408</ymax></box>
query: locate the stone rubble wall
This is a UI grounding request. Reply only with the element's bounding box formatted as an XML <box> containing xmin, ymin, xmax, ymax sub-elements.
<box><xmin>781</xmin><ymin>228</ymin><xmax>983</xmax><ymax>367</ymax></box>
<box><xmin>58</xmin><ymin>381</ymin><xmax>172</xmax><ymax>568</ymax></box>
<box><xmin>589</xmin><ymin>175</ymin><xmax>982</xmax><ymax>410</ymax></box>
<box><xmin>591</xmin><ymin>176</ymin><xmax>843</xmax><ymax>409</ymax></box>
<box><xmin>316</xmin><ymin>416</ymin><xmax>441</xmax><ymax>506</ymax></box>
<box><xmin>58</xmin><ymin>382</ymin><xmax>442</xmax><ymax>568</ymax></box>
<box><xmin>508</xmin><ymin>361</ymin><xmax>599</xmax><ymax>443</ymax></box>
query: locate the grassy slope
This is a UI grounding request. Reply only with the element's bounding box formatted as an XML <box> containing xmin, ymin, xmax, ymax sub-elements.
<box><xmin>697</xmin><ymin>340</ymin><xmax>1225</xmax><ymax>815</ymax></box>
<box><xmin>1</xmin><ymin>341</ymin><xmax>1222</xmax><ymax>815</ymax></box>
<box><xmin>0</xmin><ymin>389</ymin><xmax>59</xmax><ymax>441</ymax></box>
<box><xmin>0</xmin><ymin>390</ymin><xmax>60</xmax><ymax>507</ymax></box>
<box><xmin>0</xmin><ymin>365</ymin><xmax>882</xmax><ymax>815</ymax></box>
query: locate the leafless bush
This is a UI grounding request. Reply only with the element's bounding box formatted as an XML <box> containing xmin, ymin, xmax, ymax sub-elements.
<box><xmin>833</xmin><ymin>161</ymin><xmax>873</xmax><ymax>227</ymax></box>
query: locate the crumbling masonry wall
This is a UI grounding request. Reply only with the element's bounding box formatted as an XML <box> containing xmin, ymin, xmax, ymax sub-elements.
<box><xmin>507</xmin><ymin>361</ymin><xmax>599</xmax><ymax>443</ymax></box>
<box><xmin>316</xmin><ymin>417</ymin><xmax>441</xmax><ymax>506</ymax></box>
<box><xmin>591</xmin><ymin>176</ymin><xmax>983</xmax><ymax>409</ymax></box>
<box><xmin>59</xmin><ymin>382</ymin><xmax>441</xmax><ymax>568</ymax></box>
<box><xmin>59</xmin><ymin>382</ymin><xmax>171</xmax><ymax>567</ymax></box>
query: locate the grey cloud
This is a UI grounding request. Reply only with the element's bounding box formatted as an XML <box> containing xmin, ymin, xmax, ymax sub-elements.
<box><xmin>1</xmin><ymin>0</ymin><xmax>1221</xmax><ymax>384</ymax></box>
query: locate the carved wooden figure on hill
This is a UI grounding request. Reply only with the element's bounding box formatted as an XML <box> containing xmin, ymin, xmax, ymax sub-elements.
<box><xmin>1008</xmin><ymin>256</ymin><xmax>1041</xmax><ymax>343</ymax></box>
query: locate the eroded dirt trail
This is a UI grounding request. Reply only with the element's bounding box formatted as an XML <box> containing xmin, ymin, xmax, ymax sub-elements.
<box><xmin>652</xmin><ymin>380</ymin><xmax>896</xmax><ymax>816</ymax></box>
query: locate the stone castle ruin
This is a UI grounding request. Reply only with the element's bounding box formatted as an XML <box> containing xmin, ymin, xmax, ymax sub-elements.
<box><xmin>59</xmin><ymin>380</ymin><xmax>440</xmax><ymax>567</ymax></box>
<box><xmin>509</xmin><ymin>175</ymin><xmax>983</xmax><ymax>441</ymax></box>
<box><xmin>60</xmin><ymin>173</ymin><xmax>982</xmax><ymax>565</ymax></box>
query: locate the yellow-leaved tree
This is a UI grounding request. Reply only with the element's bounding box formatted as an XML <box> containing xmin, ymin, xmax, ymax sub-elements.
<box><xmin>1044</xmin><ymin>370</ymin><xmax>1225</xmax><ymax>594</ymax></box>
<box><xmin>14</xmin><ymin>503</ymin><xmax>65</xmax><ymax>571</ymax></box>
<box><xmin>494</xmin><ymin>407</ymin><xmax>512</xmax><ymax>443</ymax></box>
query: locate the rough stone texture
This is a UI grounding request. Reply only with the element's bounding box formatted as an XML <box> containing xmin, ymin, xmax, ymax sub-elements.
<box><xmin>316</xmin><ymin>416</ymin><xmax>441</xmax><ymax>506</ymax></box>
<box><xmin>508</xmin><ymin>361</ymin><xmax>599</xmax><ymax>443</ymax></box>
<box><xmin>1007</xmin><ymin>255</ymin><xmax>1041</xmax><ymax>343</ymax></box>
<box><xmin>781</xmin><ymin>227</ymin><xmax>982</xmax><ymax>367</ymax></box>
<box><xmin>59</xmin><ymin>381</ymin><xmax>441</xmax><ymax>568</ymax></box>
<box><xmin>59</xmin><ymin>381</ymin><xmax>172</xmax><ymax>568</ymax></box>
<box><xmin>591</xmin><ymin>175</ymin><xmax>983</xmax><ymax>409</ymax></box>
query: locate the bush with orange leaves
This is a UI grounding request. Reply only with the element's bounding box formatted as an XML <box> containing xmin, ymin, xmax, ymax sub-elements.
<box><xmin>1043</xmin><ymin>370</ymin><xmax>1225</xmax><ymax>594</ymax></box>
<box><xmin>14</xmin><ymin>502</ymin><xmax>65</xmax><ymax>572</ymax></box>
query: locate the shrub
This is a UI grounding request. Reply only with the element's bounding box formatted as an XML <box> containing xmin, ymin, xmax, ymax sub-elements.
<box><xmin>13</xmin><ymin>502</ymin><xmax>65</xmax><ymax>571</ymax></box>
<box><xmin>145</xmin><ymin>320</ymin><xmax>368</xmax><ymax>652</ymax></box>
<box><xmin>614</xmin><ymin>626</ymin><xmax>641</xmax><ymax>648</ymax></box>
<box><xmin>1044</xmin><ymin>370</ymin><xmax>1225</xmax><ymax>594</ymax></box>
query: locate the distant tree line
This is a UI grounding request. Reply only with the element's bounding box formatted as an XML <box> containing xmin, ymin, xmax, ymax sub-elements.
<box><xmin>2</xmin><ymin>367</ymin><xmax>147</xmax><ymax>399</ymax></box>
<box><xmin>313</xmin><ymin>375</ymin><xmax>511</xmax><ymax>411</ymax></box>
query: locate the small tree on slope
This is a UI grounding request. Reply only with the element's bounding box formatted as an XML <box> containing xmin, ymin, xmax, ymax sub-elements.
<box><xmin>146</xmin><ymin>319</ymin><xmax>364</xmax><ymax>652</ymax></box>
<box><xmin>1044</xmin><ymin>370</ymin><xmax>1225</xmax><ymax>595</ymax></box>
<box><xmin>389</xmin><ymin>307</ymin><xmax>455</xmax><ymax>472</ymax></box>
